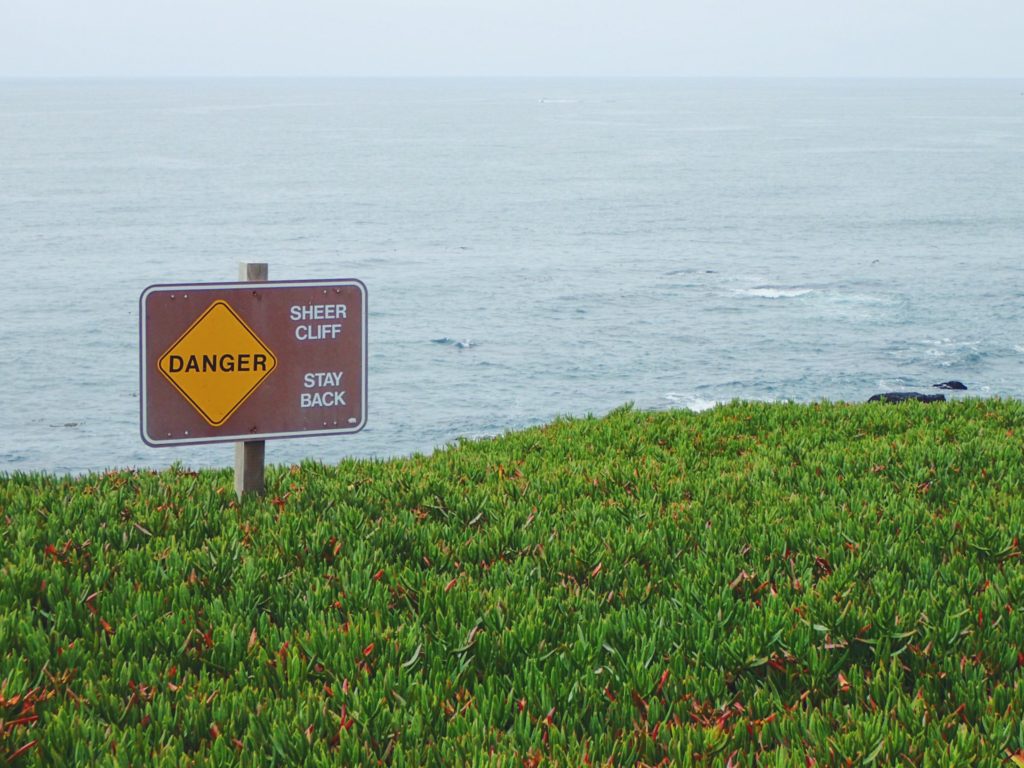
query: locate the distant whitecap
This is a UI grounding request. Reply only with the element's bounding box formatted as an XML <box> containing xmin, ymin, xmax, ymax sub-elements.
<box><xmin>734</xmin><ymin>287</ymin><xmax>814</xmax><ymax>299</ymax></box>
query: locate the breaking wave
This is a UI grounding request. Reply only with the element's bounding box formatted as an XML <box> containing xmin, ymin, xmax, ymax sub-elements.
<box><xmin>733</xmin><ymin>287</ymin><xmax>815</xmax><ymax>299</ymax></box>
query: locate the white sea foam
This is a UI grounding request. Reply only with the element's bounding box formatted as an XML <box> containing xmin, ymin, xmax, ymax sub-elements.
<box><xmin>920</xmin><ymin>339</ymin><xmax>982</xmax><ymax>356</ymax></box>
<box><xmin>664</xmin><ymin>393</ymin><xmax>722</xmax><ymax>412</ymax></box>
<box><xmin>734</xmin><ymin>287</ymin><xmax>815</xmax><ymax>299</ymax></box>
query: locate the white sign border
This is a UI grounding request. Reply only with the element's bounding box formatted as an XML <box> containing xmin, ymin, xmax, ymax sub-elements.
<box><xmin>140</xmin><ymin>278</ymin><xmax>367</xmax><ymax>447</ymax></box>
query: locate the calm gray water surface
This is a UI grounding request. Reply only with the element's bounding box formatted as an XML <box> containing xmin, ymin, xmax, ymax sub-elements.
<box><xmin>2</xmin><ymin>78</ymin><xmax>1022</xmax><ymax>474</ymax></box>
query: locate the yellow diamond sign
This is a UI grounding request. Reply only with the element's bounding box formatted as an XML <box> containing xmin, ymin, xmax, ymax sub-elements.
<box><xmin>158</xmin><ymin>301</ymin><xmax>277</xmax><ymax>427</ymax></box>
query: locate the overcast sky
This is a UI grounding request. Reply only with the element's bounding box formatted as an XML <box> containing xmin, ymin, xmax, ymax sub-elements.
<box><xmin>2</xmin><ymin>0</ymin><xmax>1022</xmax><ymax>78</ymax></box>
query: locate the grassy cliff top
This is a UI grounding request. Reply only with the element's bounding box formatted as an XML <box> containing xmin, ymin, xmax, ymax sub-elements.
<box><xmin>2</xmin><ymin>400</ymin><xmax>1024</xmax><ymax>765</ymax></box>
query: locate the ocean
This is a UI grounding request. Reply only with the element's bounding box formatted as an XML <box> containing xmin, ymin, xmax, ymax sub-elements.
<box><xmin>1</xmin><ymin>78</ymin><xmax>1022</xmax><ymax>474</ymax></box>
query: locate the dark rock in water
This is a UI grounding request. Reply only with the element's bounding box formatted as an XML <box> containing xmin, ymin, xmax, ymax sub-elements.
<box><xmin>933</xmin><ymin>380</ymin><xmax>967</xmax><ymax>390</ymax></box>
<box><xmin>868</xmin><ymin>392</ymin><xmax>946</xmax><ymax>404</ymax></box>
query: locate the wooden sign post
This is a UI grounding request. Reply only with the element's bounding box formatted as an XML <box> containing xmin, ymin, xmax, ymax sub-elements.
<box><xmin>235</xmin><ymin>262</ymin><xmax>268</xmax><ymax>498</ymax></box>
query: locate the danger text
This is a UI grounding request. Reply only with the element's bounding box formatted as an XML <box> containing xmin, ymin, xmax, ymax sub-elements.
<box><xmin>167</xmin><ymin>354</ymin><xmax>269</xmax><ymax>373</ymax></box>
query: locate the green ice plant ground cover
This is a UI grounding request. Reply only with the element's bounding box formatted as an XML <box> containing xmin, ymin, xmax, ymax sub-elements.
<box><xmin>2</xmin><ymin>401</ymin><xmax>1024</xmax><ymax>766</ymax></box>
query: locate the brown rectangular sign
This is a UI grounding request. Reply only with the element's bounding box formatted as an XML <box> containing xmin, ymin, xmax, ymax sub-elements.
<box><xmin>140</xmin><ymin>279</ymin><xmax>366</xmax><ymax>446</ymax></box>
